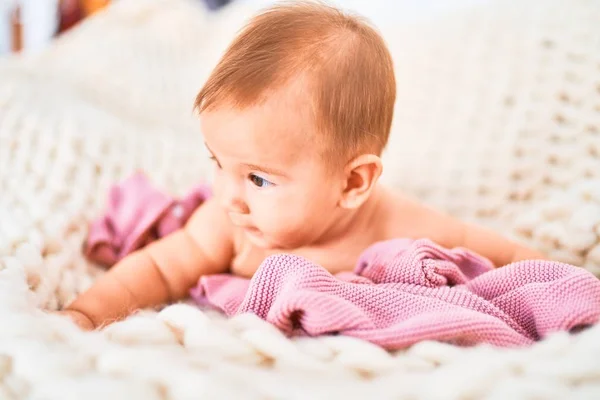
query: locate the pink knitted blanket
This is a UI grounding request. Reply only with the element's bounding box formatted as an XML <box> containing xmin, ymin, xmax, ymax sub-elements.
<box><xmin>190</xmin><ymin>238</ymin><xmax>600</xmax><ymax>349</ymax></box>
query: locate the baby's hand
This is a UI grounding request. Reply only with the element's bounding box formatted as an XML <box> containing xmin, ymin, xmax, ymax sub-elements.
<box><xmin>57</xmin><ymin>309</ymin><xmax>95</xmax><ymax>331</ymax></box>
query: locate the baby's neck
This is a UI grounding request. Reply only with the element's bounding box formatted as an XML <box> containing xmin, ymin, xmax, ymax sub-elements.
<box><xmin>312</xmin><ymin>184</ymin><xmax>385</xmax><ymax>248</ymax></box>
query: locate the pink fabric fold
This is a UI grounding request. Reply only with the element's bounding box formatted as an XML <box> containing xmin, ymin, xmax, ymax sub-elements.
<box><xmin>190</xmin><ymin>238</ymin><xmax>600</xmax><ymax>349</ymax></box>
<box><xmin>84</xmin><ymin>173</ymin><xmax>211</xmax><ymax>267</ymax></box>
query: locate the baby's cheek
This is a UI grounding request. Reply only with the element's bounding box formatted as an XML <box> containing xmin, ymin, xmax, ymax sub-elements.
<box><xmin>252</xmin><ymin>198</ymin><xmax>285</xmax><ymax>223</ymax></box>
<box><xmin>259</xmin><ymin>200</ymin><xmax>301</xmax><ymax>232</ymax></box>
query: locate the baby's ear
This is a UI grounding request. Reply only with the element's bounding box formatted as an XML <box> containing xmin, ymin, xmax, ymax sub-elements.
<box><xmin>339</xmin><ymin>154</ymin><xmax>382</xmax><ymax>209</ymax></box>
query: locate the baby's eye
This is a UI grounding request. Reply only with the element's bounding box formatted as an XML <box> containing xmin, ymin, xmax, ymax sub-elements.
<box><xmin>249</xmin><ymin>173</ymin><xmax>273</xmax><ymax>188</ymax></box>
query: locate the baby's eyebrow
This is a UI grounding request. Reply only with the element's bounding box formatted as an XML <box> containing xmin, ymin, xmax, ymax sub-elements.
<box><xmin>205</xmin><ymin>142</ymin><xmax>287</xmax><ymax>177</ymax></box>
<box><xmin>242</xmin><ymin>163</ymin><xmax>287</xmax><ymax>177</ymax></box>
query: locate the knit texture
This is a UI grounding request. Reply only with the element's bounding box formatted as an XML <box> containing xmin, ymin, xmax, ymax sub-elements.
<box><xmin>192</xmin><ymin>238</ymin><xmax>600</xmax><ymax>349</ymax></box>
<box><xmin>0</xmin><ymin>0</ymin><xmax>600</xmax><ymax>398</ymax></box>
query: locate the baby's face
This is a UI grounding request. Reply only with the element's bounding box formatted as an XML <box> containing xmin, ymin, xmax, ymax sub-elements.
<box><xmin>200</xmin><ymin>88</ymin><xmax>344</xmax><ymax>250</ymax></box>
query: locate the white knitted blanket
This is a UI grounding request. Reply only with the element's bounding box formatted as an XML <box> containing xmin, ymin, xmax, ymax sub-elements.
<box><xmin>0</xmin><ymin>0</ymin><xmax>599</xmax><ymax>398</ymax></box>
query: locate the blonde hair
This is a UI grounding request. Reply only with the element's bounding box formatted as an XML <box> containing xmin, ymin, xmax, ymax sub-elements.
<box><xmin>194</xmin><ymin>1</ymin><xmax>396</xmax><ymax>159</ymax></box>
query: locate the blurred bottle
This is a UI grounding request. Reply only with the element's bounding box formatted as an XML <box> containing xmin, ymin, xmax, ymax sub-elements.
<box><xmin>10</xmin><ymin>0</ymin><xmax>60</xmax><ymax>53</ymax></box>
<box><xmin>10</xmin><ymin>4</ymin><xmax>22</xmax><ymax>52</ymax></box>
<box><xmin>82</xmin><ymin>0</ymin><xmax>110</xmax><ymax>16</ymax></box>
<box><xmin>58</xmin><ymin>0</ymin><xmax>84</xmax><ymax>33</ymax></box>
<box><xmin>5</xmin><ymin>0</ymin><xmax>112</xmax><ymax>55</ymax></box>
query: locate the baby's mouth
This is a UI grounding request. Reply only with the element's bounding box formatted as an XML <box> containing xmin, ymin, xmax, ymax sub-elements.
<box><xmin>228</xmin><ymin>214</ymin><xmax>262</xmax><ymax>237</ymax></box>
<box><xmin>244</xmin><ymin>226</ymin><xmax>262</xmax><ymax>235</ymax></box>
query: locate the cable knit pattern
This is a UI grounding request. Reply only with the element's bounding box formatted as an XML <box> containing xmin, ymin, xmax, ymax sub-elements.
<box><xmin>1</xmin><ymin>0</ymin><xmax>600</xmax><ymax>398</ymax></box>
<box><xmin>192</xmin><ymin>239</ymin><xmax>600</xmax><ymax>349</ymax></box>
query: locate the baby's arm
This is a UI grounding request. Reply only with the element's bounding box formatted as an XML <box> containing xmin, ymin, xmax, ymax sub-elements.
<box><xmin>400</xmin><ymin>199</ymin><xmax>546</xmax><ymax>268</ymax></box>
<box><xmin>450</xmin><ymin>220</ymin><xmax>546</xmax><ymax>267</ymax></box>
<box><xmin>64</xmin><ymin>198</ymin><xmax>233</xmax><ymax>328</ymax></box>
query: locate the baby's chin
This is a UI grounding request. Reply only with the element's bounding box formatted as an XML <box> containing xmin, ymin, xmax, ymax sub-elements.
<box><xmin>244</xmin><ymin>228</ymin><xmax>296</xmax><ymax>251</ymax></box>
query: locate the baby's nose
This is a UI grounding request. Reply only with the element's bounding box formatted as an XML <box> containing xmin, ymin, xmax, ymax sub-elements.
<box><xmin>216</xmin><ymin>176</ymin><xmax>249</xmax><ymax>214</ymax></box>
<box><xmin>223</xmin><ymin>196</ymin><xmax>249</xmax><ymax>214</ymax></box>
<box><xmin>219</xmin><ymin>187</ymin><xmax>248</xmax><ymax>214</ymax></box>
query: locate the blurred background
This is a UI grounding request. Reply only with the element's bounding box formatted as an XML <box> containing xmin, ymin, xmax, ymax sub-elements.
<box><xmin>0</xmin><ymin>0</ymin><xmax>490</xmax><ymax>55</ymax></box>
<box><xmin>0</xmin><ymin>0</ymin><xmax>599</xmax><ymax>273</ymax></box>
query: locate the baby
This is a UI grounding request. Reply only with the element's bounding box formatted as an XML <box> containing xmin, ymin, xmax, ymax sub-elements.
<box><xmin>60</xmin><ymin>2</ymin><xmax>545</xmax><ymax>330</ymax></box>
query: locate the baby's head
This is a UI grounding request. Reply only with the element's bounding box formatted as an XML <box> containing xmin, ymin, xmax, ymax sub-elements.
<box><xmin>195</xmin><ymin>1</ymin><xmax>395</xmax><ymax>249</ymax></box>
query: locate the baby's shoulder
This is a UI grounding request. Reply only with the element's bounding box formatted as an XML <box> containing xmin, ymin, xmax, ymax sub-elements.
<box><xmin>376</xmin><ymin>186</ymin><xmax>424</xmax><ymax>219</ymax></box>
<box><xmin>184</xmin><ymin>197</ymin><xmax>235</xmax><ymax>256</ymax></box>
<box><xmin>186</xmin><ymin>197</ymin><xmax>231</xmax><ymax>231</ymax></box>
<box><xmin>377</xmin><ymin>185</ymin><xmax>466</xmax><ymax>248</ymax></box>
<box><xmin>376</xmin><ymin>186</ymin><xmax>442</xmax><ymax>237</ymax></box>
